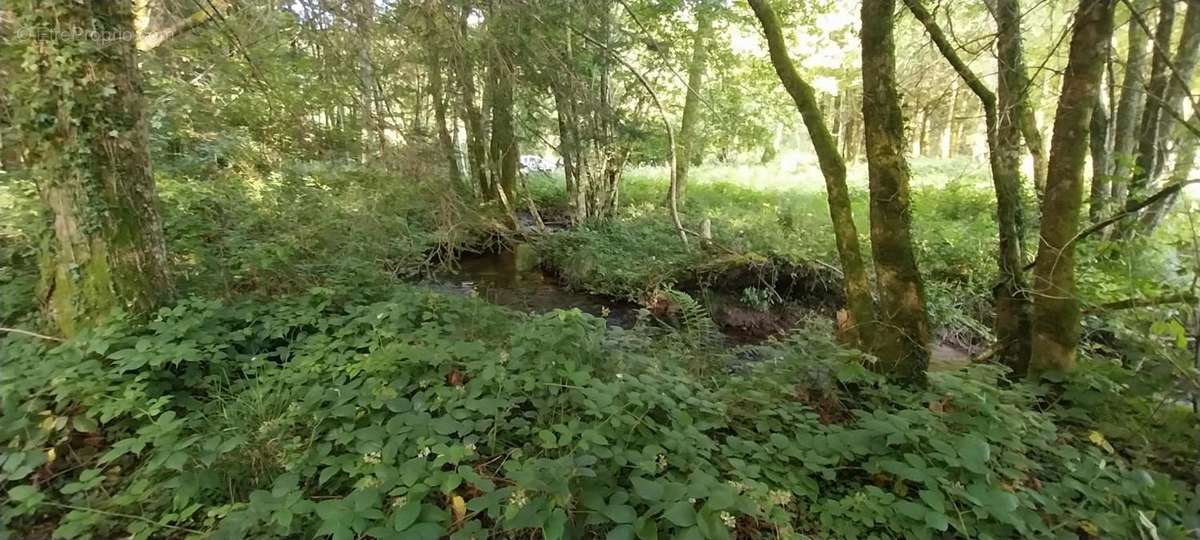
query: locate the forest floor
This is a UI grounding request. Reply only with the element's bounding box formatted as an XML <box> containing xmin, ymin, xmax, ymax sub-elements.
<box><xmin>1</xmin><ymin>159</ymin><xmax>1197</xmax><ymax>538</ymax></box>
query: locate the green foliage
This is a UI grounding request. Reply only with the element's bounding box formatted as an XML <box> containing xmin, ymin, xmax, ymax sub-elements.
<box><xmin>1</xmin><ymin>288</ymin><xmax>1193</xmax><ymax>538</ymax></box>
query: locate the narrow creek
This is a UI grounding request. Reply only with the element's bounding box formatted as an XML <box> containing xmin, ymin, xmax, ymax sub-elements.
<box><xmin>427</xmin><ymin>245</ymin><xmax>642</xmax><ymax>328</ymax></box>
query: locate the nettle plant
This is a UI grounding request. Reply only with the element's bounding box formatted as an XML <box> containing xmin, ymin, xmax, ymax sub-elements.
<box><xmin>0</xmin><ymin>287</ymin><xmax>1194</xmax><ymax>539</ymax></box>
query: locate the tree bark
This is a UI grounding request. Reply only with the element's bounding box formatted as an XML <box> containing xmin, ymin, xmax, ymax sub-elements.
<box><xmin>1110</xmin><ymin>0</ymin><xmax>1153</xmax><ymax>209</ymax></box>
<box><xmin>425</xmin><ymin>7</ymin><xmax>463</xmax><ymax>187</ymax></box>
<box><xmin>1125</xmin><ymin>0</ymin><xmax>1176</xmax><ymax>207</ymax></box>
<box><xmin>1029</xmin><ymin>0</ymin><xmax>1116</xmax><ymax>375</ymax></box>
<box><xmin>861</xmin><ymin>0</ymin><xmax>931</xmax><ymax>381</ymax></box>
<box><xmin>748</xmin><ymin>0</ymin><xmax>878</xmax><ymax>352</ymax></box>
<box><xmin>489</xmin><ymin>43</ymin><xmax>518</xmax><ymax>203</ymax></box>
<box><xmin>993</xmin><ymin>0</ymin><xmax>1037</xmax><ymax>371</ymax></box>
<box><xmin>454</xmin><ymin>6</ymin><xmax>490</xmax><ymax>197</ymax></box>
<box><xmin>1141</xmin><ymin>110</ymin><xmax>1199</xmax><ymax>230</ymax></box>
<box><xmin>1089</xmin><ymin>90</ymin><xmax>1114</xmax><ymax>221</ymax></box>
<box><xmin>675</xmin><ymin>8</ymin><xmax>713</xmax><ymax>203</ymax></box>
<box><xmin>906</xmin><ymin>0</ymin><xmax>1031</xmax><ymax>372</ymax></box>
<box><xmin>15</xmin><ymin>0</ymin><xmax>172</xmax><ymax>335</ymax></box>
<box><xmin>354</xmin><ymin>0</ymin><xmax>383</xmax><ymax>161</ymax></box>
<box><xmin>1138</xmin><ymin>1</ymin><xmax>1200</xmax><ymax>228</ymax></box>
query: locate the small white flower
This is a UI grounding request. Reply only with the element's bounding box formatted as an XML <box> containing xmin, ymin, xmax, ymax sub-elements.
<box><xmin>417</xmin><ymin>446</ymin><xmax>432</xmax><ymax>459</ymax></box>
<box><xmin>361</xmin><ymin>451</ymin><xmax>381</xmax><ymax>465</ymax></box>
<box><xmin>688</xmin><ymin>497</ymin><xmax>697</xmax><ymax>504</ymax></box>
<box><xmin>655</xmin><ymin>453</ymin><xmax>668</xmax><ymax>472</ymax></box>
<box><xmin>390</xmin><ymin>496</ymin><xmax>408</xmax><ymax>509</ymax></box>
<box><xmin>464</xmin><ymin>442</ymin><xmax>477</xmax><ymax>454</ymax></box>
<box><xmin>509</xmin><ymin>488</ymin><xmax>529</xmax><ymax>509</ymax></box>
<box><xmin>768</xmin><ymin>489</ymin><xmax>793</xmax><ymax>507</ymax></box>
<box><xmin>720</xmin><ymin>511</ymin><xmax>736</xmax><ymax>528</ymax></box>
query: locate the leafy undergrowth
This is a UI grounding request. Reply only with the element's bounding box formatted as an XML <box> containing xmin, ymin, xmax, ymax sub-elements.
<box><xmin>2</xmin><ymin>287</ymin><xmax>1195</xmax><ymax>539</ymax></box>
<box><xmin>0</xmin><ymin>160</ymin><xmax>505</xmax><ymax>326</ymax></box>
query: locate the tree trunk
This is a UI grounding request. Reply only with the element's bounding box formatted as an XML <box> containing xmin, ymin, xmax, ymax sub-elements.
<box><xmin>425</xmin><ymin>8</ymin><xmax>463</xmax><ymax>187</ymax></box>
<box><xmin>675</xmin><ymin>9</ymin><xmax>713</xmax><ymax>203</ymax></box>
<box><xmin>861</xmin><ymin>0</ymin><xmax>931</xmax><ymax>381</ymax></box>
<box><xmin>942</xmin><ymin>79</ymin><xmax>959</xmax><ymax>158</ymax></box>
<box><xmin>1139</xmin><ymin>1</ymin><xmax>1200</xmax><ymax>228</ymax></box>
<box><xmin>489</xmin><ymin>45</ymin><xmax>518</xmax><ymax>203</ymax></box>
<box><xmin>1030</xmin><ymin>0</ymin><xmax>1116</xmax><ymax>375</ymax></box>
<box><xmin>749</xmin><ymin>0</ymin><xmax>878</xmax><ymax>352</ymax></box>
<box><xmin>15</xmin><ymin>0</ymin><xmax>172</xmax><ymax>336</ymax></box>
<box><xmin>1089</xmin><ymin>90</ymin><xmax>1114</xmax><ymax>221</ymax></box>
<box><xmin>1125</xmin><ymin>0</ymin><xmax>1176</xmax><ymax>208</ymax></box>
<box><xmin>1110</xmin><ymin>0</ymin><xmax>1153</xmax><ymax>209</ymax></box>
<box><xmin>354</xmin><ymin>0</ymin><xmax>383</xmax><ymax>161</ymax></box>
<box><xmin>1141</xmin><ymin>110</ymin><xmax>1199</xmax><ymax>231</ymax></box>
<box><xmin>906</xmin><ymin>0</ymin><xmax>1031</xmax><ymax>372</ymax></box>
<box><xmin>993</xmin><ymin>0</ymin><xmax>1036</xmax><ymax>371</ymax></box>
<box><xmin>454</xmin><ymin>6</ymin><xmax>490</xmax><ymax>197</ymax></box>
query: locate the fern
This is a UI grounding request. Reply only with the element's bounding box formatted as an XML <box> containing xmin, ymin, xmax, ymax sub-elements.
<box><xmin>661</xmin><ymin>288</ymin><xmax>721</xmax><ymax>346</ymax></box>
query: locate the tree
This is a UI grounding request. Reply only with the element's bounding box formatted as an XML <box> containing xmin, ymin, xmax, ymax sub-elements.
<box><xmin>902</xmin><ymin>0</ymin><xmax>1032</xmax><ymax>371</ymax></box>
<box><xmin>1109</xmin><ymin>0</ymin><xmax>1152</xmax><ymax>210</ymax></box>
<box><xmin>1029</xmin><ymin>0</ymin><xmax>1116</xmax><ymax>375</ymax></box>
<box><xmin>861</xmin><ymin>0</ymin><xmax>931</xmax><ymax>381</ymax></box>
<box><xmin>1124</xmin><ymin>0</ymin><xmax>1176</xmax><ymax>215</ymax></box>
<box><xmin>12</xmin><ymin>0</ymin><xmax>172</xmax><ymax>335</ymax></box>
<box><xmin>425</xmin><ymin>3</ymin><xmax>464</xmax><ymax>187</ymax></box>
<box><xmin>747</xmin><ymin>0</ymin><xmax>878</xmax><ymax>352</ymax></box>
<box><xmin>1139</xmin><ymin>0</ymin><xmax>1200</xmax><ymax>230</ymax></box>
<box><xmin>487</xmin><ymin>4</ymin><xmax>519</xmax><ymax>204</ymax></box>
<box><xmin>452</xmin><ymin>3</ymin><xmax>491</xmax><ymax>197</ymax></box>
<box><xmin>674</xmin><ymin>5</ymin><xmax>714</xmax><ymax>203</ymax></box>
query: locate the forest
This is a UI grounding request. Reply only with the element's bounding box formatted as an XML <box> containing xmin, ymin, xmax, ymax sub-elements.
<box><xmin>1</xmin><ymin>0</ymin><xmax>1199</xmax><ymax>537</ymax></box>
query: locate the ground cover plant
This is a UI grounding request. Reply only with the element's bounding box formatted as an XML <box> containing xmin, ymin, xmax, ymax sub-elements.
<box><xmin>3</xmin><ymin>0</ymin><xmax>1199</xmax><ymax>537</ymax></box>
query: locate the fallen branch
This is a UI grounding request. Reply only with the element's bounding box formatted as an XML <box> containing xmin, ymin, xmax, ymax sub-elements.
<box><xmin>0</xmin><ymin>326</ymin><xmax>65</xmax><ymax>342</ymax></box>
<box><xmin>1084</xmin><ymin>292</ymin><xmax>1198</xmax><ymax>314</ymax></box>
<box><xmin>1023</xmin><ymin>178</ymin><xmax>1200</xmax><ymax>271</ymax></box>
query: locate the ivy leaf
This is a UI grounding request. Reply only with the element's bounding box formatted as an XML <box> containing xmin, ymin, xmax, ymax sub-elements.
<box><xmin>606</xmin><ymin>524</ymin><xmax>635</xmax><ymax>540</ymax></box>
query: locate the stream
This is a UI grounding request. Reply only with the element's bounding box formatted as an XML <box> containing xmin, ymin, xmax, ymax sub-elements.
<box><xmin>428</xmin><ymin>244</ymin><xmax>642</xmax><ymax>328</ymax></box>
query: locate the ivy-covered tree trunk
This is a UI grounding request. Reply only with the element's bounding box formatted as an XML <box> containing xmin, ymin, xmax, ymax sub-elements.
<box><xmin>861</xmin><ymin>0</ymin><xmax>931</xmax><ymax>381</ymax></box>
<box><xmin>1029</xmin><ymin>0</ymin><xmax>1115</xmax><ymax>375</ymax></box>
<box><xmin>1109</xmin><ymin>0</ymin><xmax>1152</xmax><ymax>210</ymax></box>
<box><xmin>748</xmin><ymin>0</ymin><xmax>878</xmax><ymax>352</ymax></box>
<box><xmin>674</xmin><ymin>8</ymin><xmax>713</xmax><ymax>203</ymax></box>
<box><xmin>14</xmin><ymin>0</ymin><xmax>172</xmax><ymax>336</ymax></box>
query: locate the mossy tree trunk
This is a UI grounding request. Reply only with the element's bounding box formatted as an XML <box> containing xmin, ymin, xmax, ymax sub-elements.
<box><xmin>1110</xmin><ymin>0</ymin><xmax>1152</xmax><ymax>210</ymax></box>
<box><xmin>14</xmin><ymin>0</ymin><xmax>172</xmax><ymax>336</ymax></box>
<box><xmin>748</xmin><ymin>0</ymin><xmax>878</xmax><ymax>352</ymax></box>
<box><xmin>861</xmin><ymin>0</ymin><xmax>931</xmax><ymax>382</ymax></box>
<box><xmin>1029</xmin><ymin>0</ymin><xmax>1116</xmax><ymax>375</ymax></box>
<box><xmin>675</xmin><ymin>8</ymin><xmax>714</xmax><ymax>204</ymax></box>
